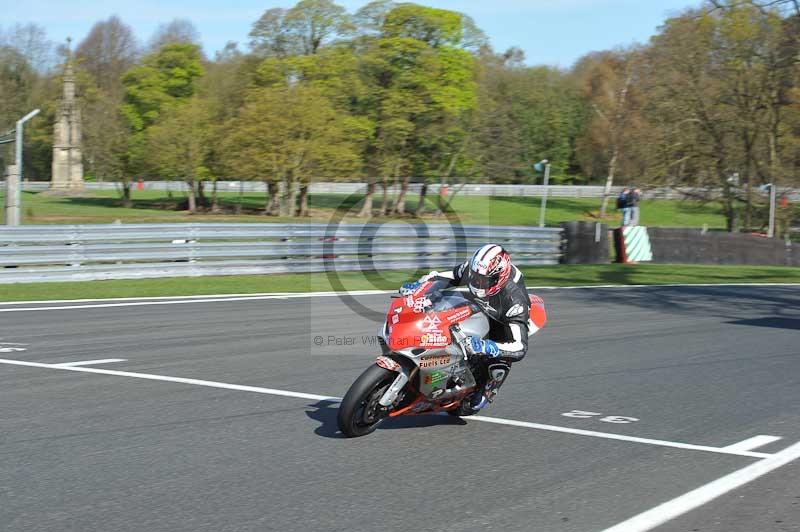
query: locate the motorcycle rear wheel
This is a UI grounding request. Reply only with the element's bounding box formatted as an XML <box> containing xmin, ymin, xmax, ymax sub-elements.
<box><xmin>337</xmin><ymin>364</ymin><xmax>397</xmax><ymax>437</ymax></box>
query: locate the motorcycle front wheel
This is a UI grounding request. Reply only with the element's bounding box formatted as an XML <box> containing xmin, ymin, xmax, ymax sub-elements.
<box><xmin>337</xmin><ymin>364</ymin><xmax>397</xmax><ymax>437</ymax></box>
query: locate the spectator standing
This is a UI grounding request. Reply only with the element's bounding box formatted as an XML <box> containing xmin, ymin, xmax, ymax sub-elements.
<box><xmin>629</xmin><ymin>188</ymin><xmax>642</xmax><ymax>226</ymax></box>
<box><xmin>617</xmin><ymin>188</ymin><xmax>631</xmax><ymax>226</ymax></box>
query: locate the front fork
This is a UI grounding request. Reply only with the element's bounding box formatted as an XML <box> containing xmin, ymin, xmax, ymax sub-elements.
<box><xmin>378</xmin><ymin>370</ymin><xmax>409</xmax><ymax>407</ymax></box>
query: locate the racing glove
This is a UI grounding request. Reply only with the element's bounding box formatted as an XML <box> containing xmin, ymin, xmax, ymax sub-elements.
<box><xmin>418</xmin><ymin>271</ymin><xmax>440</xmax><ymax>283</ymax></box>
<box><xmin>468</xmin><ymin>336</ymin><xmax>500</xmax><ymax>358</ymax></box>
<box><xmin>400</xmin><ymin>281</ymin><xmax>421</xmax><ymax>295</ymax></box>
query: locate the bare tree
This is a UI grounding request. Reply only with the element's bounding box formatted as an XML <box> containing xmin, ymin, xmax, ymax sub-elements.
<box><xmin>284</xmin><ymin>0</ymin><xmax>352</xmax><ymax>55</ymax></box>
<box><xmin>148</xmin><ymin>19</ymin><xmax>201</xmax><ymax>51</ymax></box>
<box><xmin>249</xmin><ymin>8</ymin><xmax>293</xmax><ymax>57</ymax></box>
<box><xmin>572</xmin><ymin>49</ymin><xmax>641</xmax><ymax>218</ymax></box>
<box><xmin>76</xmin><ymin>16</ymin><xmax>138</xmax><ymax>98</ymax></box>
<box><xmin>0</xmin><ymin>23</ymin><xmax>55</xmax><ymax>72</ymax></box>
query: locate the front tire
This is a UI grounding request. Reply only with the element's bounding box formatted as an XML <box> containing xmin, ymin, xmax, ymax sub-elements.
<box><xmin>337</xmin><ymin>364</ymin><xmax>397</xmax><ymax>437</ymax></box>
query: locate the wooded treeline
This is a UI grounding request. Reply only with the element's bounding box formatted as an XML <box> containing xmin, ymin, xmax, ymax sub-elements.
<box><xmin>1</xmin><ymin>0</ymin><xmax>798</xmax><ymax>229</ymax></box>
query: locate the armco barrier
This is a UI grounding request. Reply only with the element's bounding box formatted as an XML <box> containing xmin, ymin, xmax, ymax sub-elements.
<box><xmin>0</xmin><ymin>223</ymin><xmax>564</xmax><ymax>283</ymax></box>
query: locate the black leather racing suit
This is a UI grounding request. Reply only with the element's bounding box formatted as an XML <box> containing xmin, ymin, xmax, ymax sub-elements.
<box><xmin>433</xmin><ymin>261</ymin><xmax>532</xmax><ymax>403</ymax></box>
<box><xmin>444</xmin><ymin>260</ymin><xmax>531</xmax><ymax>362</ymax></box>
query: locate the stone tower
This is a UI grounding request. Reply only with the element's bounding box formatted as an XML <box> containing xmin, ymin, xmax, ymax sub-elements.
<box><xmin>51</xmin><ymin>41</ymin><xmax>84</xmax><ymax>189</ymax></box>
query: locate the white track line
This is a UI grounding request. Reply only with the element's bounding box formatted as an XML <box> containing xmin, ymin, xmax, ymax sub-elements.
<box><xmin>0</xmin><ymin>358</ymin><xmax>338</xmax><ymax>402</ymax></box>
<box><xmin>1</xmin><ymin>283</ymin><xmax>797</xmax><ymax>311</ymax></box>
<box><xmin>0</xmin><ymin>290</ymin><xmax>391</xmax><ymax>306</ymax></box>
<box><xmin>52</xmin><ymin>359</ymin><xmax>127</xmax><ymax>367</ymax></box>
<box><xmin>530</xmin><ymin>282</ymin><xmax>800</xmax><ymax>290</ymax></box>
<box><xmin>0</xmin><ymin>290</ymin><xmax>394</xmax><ymax>313</ymax></box>
<box><xmin>0</xmin><ymin>357</ymin><xmax>772</xmax><ymax>458</ymax></box>
<box><xmin>470</xmin><ymin>416</ymin><xmax>770</xmax><ymax>458</ymax></box>
<box><xmin>600</xmin><ymin>440</ymin><xmax>800</xmax><ymax>532</ymax></box>
<box><xmin>722</xmin><ymin>435</ymin><xmax>782</xmax><ymax>453</ymax></box>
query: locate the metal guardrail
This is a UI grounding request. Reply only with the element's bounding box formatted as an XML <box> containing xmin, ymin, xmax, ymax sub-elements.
<box><xmin>0</xmin><ymin>223</ymin><xmax>563</xmax><ymax>283</ymax></box>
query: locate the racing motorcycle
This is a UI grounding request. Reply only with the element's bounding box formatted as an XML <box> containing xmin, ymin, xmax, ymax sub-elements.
<box><xmin>337</xmin><ymin>278</ymin><xmax>547</xmax><ymax>437</ymax></box>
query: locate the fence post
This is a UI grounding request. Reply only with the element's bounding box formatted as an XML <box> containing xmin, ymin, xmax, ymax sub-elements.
<box><xmin>4</xmin><ymin>165</ymin><xmax>20</xmax><ymax>226</ymax></box>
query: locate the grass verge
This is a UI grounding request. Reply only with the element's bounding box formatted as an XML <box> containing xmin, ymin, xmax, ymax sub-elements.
<box><xmin>1</xmin><ymin>264</ymin><xmax>798</xmax><ymax>302</ymax></box>
<box><xmin>0</xmin><ymin>189</ymin><xmax>730</xmax><ymax>228</ymax></box>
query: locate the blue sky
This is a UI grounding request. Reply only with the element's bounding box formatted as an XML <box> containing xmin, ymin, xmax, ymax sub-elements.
<box><xmin>5</xmin><ymin>0</ymin><xmax>699</xmax><ymax>67</ymax></box>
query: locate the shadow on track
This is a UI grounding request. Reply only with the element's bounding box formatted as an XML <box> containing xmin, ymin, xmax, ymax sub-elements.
<box><xmin>304</xmin><ymin>400</ymin><xmax>466</xmax><ymax>439</ymax></box>
<box><xmin>572</xmin><ymin>285</ymin><xmax>800</xmax><ymax>330</ymax></box>
<box><xmin>727</xmin><ymin>317</ymin><xmax>800</xmax><ymax>330</ymax></box>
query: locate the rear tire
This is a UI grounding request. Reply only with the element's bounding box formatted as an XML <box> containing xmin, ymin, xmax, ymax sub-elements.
<box><xmin>337</xmin><ymin>364</ymin><xmax>396</xmax><ymax>437</ymax></box>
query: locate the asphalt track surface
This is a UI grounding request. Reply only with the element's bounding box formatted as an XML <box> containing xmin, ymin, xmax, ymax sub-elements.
<box><xmin>1</xmin><ymin>285</ymin><xmax>799</xmax><ymax>532</ymax></box>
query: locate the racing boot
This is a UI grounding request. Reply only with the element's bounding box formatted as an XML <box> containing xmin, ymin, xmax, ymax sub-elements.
<box><xmin>459</xmin><ymin>362</ymin><xmax>510</xmax><ymax>415</ymax></box>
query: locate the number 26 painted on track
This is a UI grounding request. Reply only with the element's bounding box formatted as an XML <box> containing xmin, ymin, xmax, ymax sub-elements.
<box><xmin>561</xmin><ymin>410</ymin><xmax>639</xmax><ymax>423</ymax></box>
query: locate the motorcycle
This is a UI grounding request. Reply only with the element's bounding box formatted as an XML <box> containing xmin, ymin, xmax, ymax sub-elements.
<box><xmin>337</xmin><ymin>278</ymin><xmax>547</xmax><ymax>437</ymax></box>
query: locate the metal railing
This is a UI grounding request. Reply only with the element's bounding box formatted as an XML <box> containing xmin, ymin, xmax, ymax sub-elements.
<box><xmin>6</xmin><ymin>180</ymin><xmax>797</xmax><ymax>200</ymax></box>
<box><xmin>0</xmin><ymin>223</ymin><xmax>563</xmax><ymax>284</ymax></box>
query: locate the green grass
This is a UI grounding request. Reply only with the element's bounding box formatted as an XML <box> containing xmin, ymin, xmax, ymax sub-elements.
<box><xmin>0</xmin><ymin>188</ymin><xmax>729</xmax><ymax>228</ymax></box>
<box><xmin>1</xmin><ymin>264</ymin><xmax>798</xmax><ymax>302</ymax></box>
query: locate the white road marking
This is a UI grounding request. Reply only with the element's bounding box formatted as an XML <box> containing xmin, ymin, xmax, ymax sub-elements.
<box><xmin>530</xmin><ymin>282</ymin><xmax>800</xmax><ymax>290</ymax></box>
<box><xmin>1</xmin><ymin>283</ymin><xmax>797</xmax><ymax>310</ymax></box>
<box><xmin>0</xmin><ymin>290</ymin><xmax>393</xmax><ymax>313</ymax></box>
<box><xmin>0</xmin><ymin>291</ymin><xmax>391</xmax><ymax>306</ymax></box>
<box><xmin>51</xmin><ymin>359</ymin><xmax>127</xmax><ymax>367</ymax></box>
<box><xmin>722</xmin><ymin>435</ymin><xmax>782</xmax><ymax>453</ymax></box>
<box><xmin>599</xmin><ymin>440</ymin><xmax>800</xmax><ymax>532</ymax></box>
<box><xmin>0</xmin><ymin>347</ymin><xmax>27</xmax><ymax>353</ymax></box>
<box><xmin>0</xmin><ymin>357</ymin><xmax>773</xmax><ymax>458</ymax></box>
<box><xmin>469</xmin><ymin>415</ymin><xmax>768</xmax><ymax>458</ymax></box>
<box><xmin>561</xmin><ymin>410</ymin><xmax>639</xmax><ymax>423</ymax></box>
<box><xmin>0</xmin><ymin>358</ymin><xmax>338</xmax><ymax>402</ymax></box>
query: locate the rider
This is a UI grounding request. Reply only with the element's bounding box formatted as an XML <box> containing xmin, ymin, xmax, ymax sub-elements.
<box><xmin>402</xmin><ymin>244</ymin><xmax>531</xmax><ymax>412</ymax></box>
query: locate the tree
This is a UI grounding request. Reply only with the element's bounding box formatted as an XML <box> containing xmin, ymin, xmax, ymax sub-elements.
<box><xmin>0</xmin><ymin>23</ymin><xmax>55</xmax><ymax>72</ymax></box>
<box><xmin>354</xmin><ymin>0</ymin><xmax>397</xmax><ymax>35</ymax></box>
<box><xmin>249</xmin><ymin>0</ymin><xmax>350</xmax><ymax>58</ymax></box>
<box><xmin>81</xmin><ymin>86</ymin><xmax>130</xmax><ymax>190</ymax></box>
<box><xmin>223</xmin><ymin>86</ymin><xmax>363</xmax><ymax>216</ymax></box>
<box><xmin>148</xmin><ymin>19</ymin><xmax>201</xmax><ymax>51</ymax></box>
<box><xmin>642</xmin><ymin>3</ymin><xmax>796</xmax><ymax>231</ymax></box>
<box><xmin>359</xmin><ymin>4</ymin><xmax>478</xmax><ymax>215</ymax></box>
<box><xmin>121</xmin><ymin>43</ymin><xmax>205</xmax><ymax>132</ymax></box>
<box><xmin>0</xmin><ymin>46</ymin><xmax>35</xmax><ymax>170</ymax></box>
<box><xmin>0</xmin><ymin>46</ymin><xmax>34</xmax><ymax>125</ymax></box>
<box><xmin>74</xmin><ymin>17</ymin><xmax>138</xmax><ymax>188</ymax></box>
<box><xmin>573</xmin><ymin>49</ymin><xmax>641</xmax><ymax>216</ymax></box>
<box><xmin>148</xmin><ymin>98</ymin><xmax>214</xmax><ymax>213</ymax></box>
<box><xmin>249</xmin><ymin>8</ymin><xmax>293</xmax><ymax>57</ymax></box>
<box><xmin>76</xmin><ymin>16</ymin><xmax>138</xmax><ymax>98</ymax></box>
<box><xmin>121</xmin><ymin>43</ymin><xmax>205</xmax><ymax>199</ymax></box>
<box><xmin>284</xmin><ymin>0</ymin><xmax>352</xmax><ymax>55</ymax></box>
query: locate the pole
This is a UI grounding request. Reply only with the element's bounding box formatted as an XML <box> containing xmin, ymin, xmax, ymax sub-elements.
<box><xmin>4</xmin><ymin>165</ymin><xmax>20</xmax><ymax>225</ymax></box>
<box><xmin>6</xmin><ymin>109</ymin><xmax>40</xmax><ymax>226</ymax></box>
<box><xmin>538</xmin><ymin>163</ymin><xmax>551</xmax><ymax>228</ymax></box>
<box><xmin>768</xmin><ymin>184</ymin><xmax>776</xmax><ymax>238</ymax></box>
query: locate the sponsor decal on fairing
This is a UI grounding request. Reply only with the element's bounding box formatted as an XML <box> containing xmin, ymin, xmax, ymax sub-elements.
<box><xmin>413</xmin><ymin>296</ymin><xmax>433</xmax><ymax>313</ymax></box>
<box><xmin>421</xmin><ymin>314</ymin><xmax>442</xmax><ymax>333</ymax></box>
<box><xmin>446</xmin><ymin>308</ymin><xmax>472</xmax><ymax>322</ymax></box>
<box><xmin>419</xmin><ymin>353</ymin><xmax>450</xmax><ymax>367</ymax></box>
<box><xmin>420</xmin><ymin>333</ymin><xmax>449</xmax><ymax>348</ymax></box>
<box><xmin>375</xmin><ymin>356</ymin><xmax>401</xmax><ymax>371</ymax></box>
